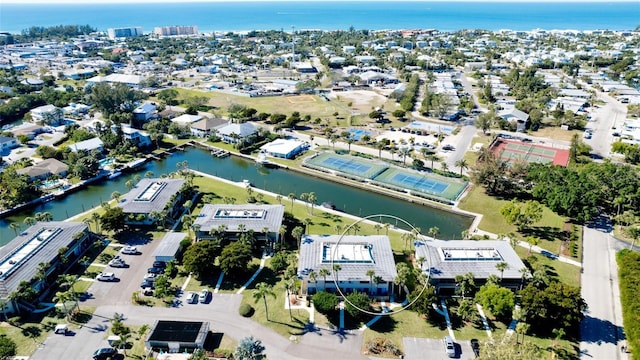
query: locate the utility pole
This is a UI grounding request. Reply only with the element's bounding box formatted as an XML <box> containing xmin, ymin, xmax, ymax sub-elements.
<box><xmin>291</xmin><ymin>25</ymin><xmax>295</xmax><ymax>71</ymax></box>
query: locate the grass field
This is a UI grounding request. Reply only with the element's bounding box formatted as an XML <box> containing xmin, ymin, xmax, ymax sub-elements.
<box><xmin>514</xmin><ymin>246</ymin><xmax>581</xmax><ymax>287</ymax></box>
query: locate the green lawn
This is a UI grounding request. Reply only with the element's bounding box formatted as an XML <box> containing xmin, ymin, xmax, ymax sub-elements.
<box><xmin>514</xmin><ymin>246</ymin><xmax>581</xmax><ymax>287</ymax></box>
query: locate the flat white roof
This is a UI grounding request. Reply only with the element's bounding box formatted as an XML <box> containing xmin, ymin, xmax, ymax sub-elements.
<box><xmin>323</xmin><ymin>242</ymin><xmax>374</xmax><ymax>264</ymax></box>
<box><xmin>0</xmin><ymin>228</ymin><xmax>61</xmax><ymax>279</ymax></box>
<box><xmin>260</xmin><ymin>139</ymin><xmax>306</xmax><ymax>155</ymax></box>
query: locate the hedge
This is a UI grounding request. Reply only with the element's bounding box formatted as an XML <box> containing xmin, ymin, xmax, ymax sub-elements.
<box><xmin>616</xmin><ymin>249</ymin><xmax>640</xmax><ymax>358</ymax></box>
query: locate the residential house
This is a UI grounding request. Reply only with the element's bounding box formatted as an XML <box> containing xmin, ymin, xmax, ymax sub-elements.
<box><xmin>132</xmin><ymin>103</ymin><xmax>157</xmax><ymax>123</ymax></box>
<box><xmin>16</xmin><ymin>158</ymin><xmax>69</xmax><ymax>181</ymax></box>
<box><xmin>0</xmin><ymin>136</ymin><xmax>18</xmax><ymax>152</ymax></box>
<box><xmin>193</xmin><ymin>204</ymin><xmax>285</xmax><ymax>244</ymax></box>
<box><xmin>414</xmin><ymin>239</ymin><xmax>527</xmax><ymax>295</ymax></box>
<box><xmin>121</xmin><ymin>124</ymin><xmax>152</xmax><ymax>147</ymax></box>
<box><xmin>30</xmin><ymin>104</ymin><xmax>64</xmax><ymax>126</ymax></box>
<box><xmin>499</xmin><ymin>108</ymin><xmax>529</xmax><ymax>132</ymax></box>
<box><xmin>216</xmin><ymin>122</ymin><xmax>257</xmax><ymax>144</ymax></box>
<box><xmin>297</xmin><ymin>235</ymin><xmax>397</xmax><ymax>299</ymax></box>
<box><xmin>0</xmin><ymin>222</ymin><xmax>91</xmax><ymax>314</ymax></box>
<box><xmin>68</xmin><ymin>137</ymin><xmax>104</xmax><ymax>153</ymax></box>
<box><xmin>189</xmin><ymin>117</ymin><xmax>227</xmax><ymax>138</ymax></box>
<box><xmin>117</xmin><ymin>178</ymin><xmax>186</xmax><ymax>225</ymax></box>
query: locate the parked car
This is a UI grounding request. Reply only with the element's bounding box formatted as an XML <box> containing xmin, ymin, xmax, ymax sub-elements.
<box><xmin>121</xmin><ymin>246</ymin><xmax>140</xmax><ymax>255</ymax></box>
<box><xmin>470</xmin><ymin>339</ymin><xmax>480</xmax><ymax>358</ymax></box>
<box><xmin>540</xmin><ymin>250</ymin><xmax>558</xmax><ymax>260</ymax></box>
<box><xmin>108</xmin><ymin>258</ymin><xmax>127</xmax><ymax>268</ymax></box>
<box><xmin>199</xmin><ymin>288</ymin><xmax>210</xmax><ymax>303</ymax></box>
<box><xmin>442</xmin><ymin>144</ymin><xmax>455</xmax><ymax>151</ymax></box>
<box><xmin>152</xmin><ymin>261</ymin><xmax>167</xmax><ymax>268</ymax></box>
<box><xmin>186</xmin><ymin>292</ymin><xmax>198</xmax><ymax>304</ymax></box>
<box><xmin>147</xmin><ymin>267</ymin><xmax>164</xmax><ymax>274</ymax></box>
<box><xmin>140</xmin><ymin>280</ymin><xmax>155</xmax><ymax>289</ymax></box>
<box><xmin>444</xmin><ymin>336</ymin><xmax>456</xmax><ymax>358</ymax></box>
<box><xmin>143</xmin><ymin>273</ymin><xmax>158</xmax><ymax>281</ymax></box>
<box><xmin>96</xmin><ymin>272</ymin><xmax>115</xmax><ymax>282</ymax></box>
<box><xmin>54</xmin><ymin>324</ymin><xmax>68</xmax><ymax>335</ymax></box>
<box><xmin>93</xmin><ymin>347</ymin><xmax>118</xmax><ymax>360</ymax></box>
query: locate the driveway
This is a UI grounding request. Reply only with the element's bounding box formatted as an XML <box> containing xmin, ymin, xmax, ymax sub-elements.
<box><xmin>579</xmin><ymin>216</ymin><xmax>627</xmax><ymax>359</ymax></box>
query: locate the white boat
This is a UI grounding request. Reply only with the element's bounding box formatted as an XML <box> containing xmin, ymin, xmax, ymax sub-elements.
<box><xmin>108</xmin><ymin>171</ymin><xmax>122</xmax><ymax>179</ymax></box>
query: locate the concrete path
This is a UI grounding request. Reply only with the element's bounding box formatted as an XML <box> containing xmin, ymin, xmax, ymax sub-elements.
<box><xmin>236</xmin><ymin>251</ymin><xmax>269</xmax><ymax>294</ymax></box>
<box><xmin>339</xmin><ymin>301</ymin><xmax>345</xmax><ymax>330</ymax></box>
<box><xmin>475</xmin><ymin>303</ymin><xmax>492</xmax><ymax>339</ymax></box>
<box><xmin>432</xmin><ymin>299</ymin><xmax>455</xmax><ymax>340</ymax></box>
<box><xmin>213</xmin><ymin>272</ymin><xmax>225</xmax><ymax>294</ymax></box>
<box><xmin>505</xmin><ymin>305</ymin><xmax>520</xmax><ymax>337</ymax></box>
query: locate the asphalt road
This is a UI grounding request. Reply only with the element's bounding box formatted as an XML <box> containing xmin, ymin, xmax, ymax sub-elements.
<box><xmin>579</xmin><ymin>216</ymin><xmax>627</xmax><ymax>359</ymax></box>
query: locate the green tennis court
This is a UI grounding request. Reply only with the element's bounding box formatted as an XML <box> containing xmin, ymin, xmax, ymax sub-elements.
<box><xmin>306</xmin><ymin>152</ymin><xmax>388</xmax><ymax>179</ymax></box>
<box><xmin>374</xmin><ymin>168</ymin><xmax>467</xmax><ymax>201</ymax></box>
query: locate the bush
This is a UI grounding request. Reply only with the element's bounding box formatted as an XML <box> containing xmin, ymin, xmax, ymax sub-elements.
<box><xmin>345</xmin><ymin>291</ymin><xmax>372</xmax><ymax>319</ymax></box>
<box><xmin>312</xmin><ymin>291</ymin><xmax>339</xmax><ymax>314</ymax></box>
<box><xmin>269</xmin><ymin>252</ymin><xmax>289</xmax><ymax>273</ymax></box>
<box><xmin>238</xmin><ymin>303</ymin><xmax>254</xmax><ymax>317</ymax></box>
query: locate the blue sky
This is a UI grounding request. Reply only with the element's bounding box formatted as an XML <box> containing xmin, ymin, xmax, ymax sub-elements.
<box><xmin>3</xmin><ymin>0</ymin><xmax>638</xmax><ymax>3</ymax></box>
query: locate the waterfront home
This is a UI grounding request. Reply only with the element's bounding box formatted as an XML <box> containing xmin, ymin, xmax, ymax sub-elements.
<box><xmin>216</xmin><ymin>122</ymin><xmax>257</xmax><ymax>144</ymax></box>
<box><xmin>16</xmin><ymin>158</ymin><xmax>69</xmax><ymax>181</ymax></box>
<box><xmin>132</xmin><ymin>102</ymin><xmax>157</xmax><ymax>123</ymax></box>
<box><xmin>117</xmin><ymin>178</ymin><xmax>186</xmax><ymax>226</ymax></box>
<box><xmin>0</xmin><ymin>221</ymin><xmax>91</xmax><ymax>315</ymax></box>
<box><xmin>0</xmin><ymin>135</ymin><xmax>18</xmax><ymax>152</ymax></box>
<box><xmin>68</xmin><ymin>137</ymin><xmax>104</xmax><ymax>153</ymax></box>
<box><xmin>189</xmin><ymin>117</ymin><xmax>227</xmax><ymax>138</ymax></box>
<box><xmin>121</xmin><ymin>124</ymin><xmax>152</xmax><ymax>147</ymax></box>
<box><xmin>297</xmin><ymin>235</ymin><xmax>397</xmax><ymax>299</ymax></box>
<box><xmin>172</xmin><ymin>114</ymin><xmax>202</xmax><ymax>126</ymax></box>
<box><xmin>193</xmin><ymin>204</ymin><xmax>284</xmax><ymax>243</ymax></box>
<box><xmin>7</xmin><ymin>123</ymin><xmax>44</xmax><ymax>140</ymax></box>
<box><xmin>259</xmin><ymin>138</ymin><xmax>309</xmax><ymax>159</ymax></box>
<box><xmin>414</xmin><ymin>239</ymin><xmax>527</xmax><ymax>295</ymax></box>
<box><xmin>29</xmin><ymin>104</ymin><xmax>64</xmax><ymax>126</ymax></box>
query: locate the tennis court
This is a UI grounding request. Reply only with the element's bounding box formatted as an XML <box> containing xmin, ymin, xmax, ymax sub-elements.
<box><xmin>306</xmin><ymin>152</ymin><xmax>388</xmax><ymax>179</ymax></box>
<box><xmin>348</xmin><ymin>128</ymin><xmax>371</xmax><ymax>141</ymax></box>
<box><xmin>491</xmin><ymin>139</ymin><xmax>569</xmax><ymax>166</ymax></box>
<box><xmin>373</xmin><ymin>167</ymin><xmax>468</xmax><ymax>201</ymax></box>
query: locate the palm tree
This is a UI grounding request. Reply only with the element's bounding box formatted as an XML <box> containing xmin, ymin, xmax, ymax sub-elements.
<box><xmin>496</xmin><ymin>261</ymin><xmax>510</xmax><ymax>281</ymax></box>
<box><xmin>9</xmin><ymin>222</ymin><xmax>20</xmax><ymax>236</ymax></box>
<box><xmin>428</xmin><ymin>226</ymin><xmax>440</xmax><ymax>240</ymax></box>
<box><xmin>399</xmin><ymin>147</ymin><xmax>412</xmax><ymax>166</ymax></box>
<box><xmin>374</xmin><ymin>223</ymin><xmax>382</xmax><ymax>235</ymax></box>
<box><xmin>91</xmin><ymin>212</ymin><xmax>101</xmax><ymax>233</ymax></box>
<box><xmin>111</xmin><ymin>191</ymin><xmax>121</xmax><ymax>201</ymax></box>
<box><xmin>366</xmin><ymin>270</ymin><xmax>376</xmax><ymax>295</ymax></box>
<box><xmin>394</xmin><ymin>263</ymin><xmax>410</xmax><ymax>297</ymax></box>
<box><xmin>252</xmin><ymin>282</ymin><xmax>276</xmax><ymax>321</ymax></box>
<box><xmin>125</xmin><ymin>179</ymin><xmax>135</xmax><ymax>191</ymax></box>
<box><xmin>277</xmin><ymin>225</ymin><xmax>287</xmax><ymax>250</ymax></box>
<box><xmin>375</xmin><ymin>141</ymin><xmax>385</xmax><ymax>159</ymax></box>
<box><xmin>23</xmin><ymin>216</ymin><xmax>36</xmax><ymax>226</ymax></box>
<box><xmin>307</xmin><ymin>192</ymin><xmax>316</xmax><ymax>214</ymax></box>
<box><xmin>284</xmin><ymin>277</ymin><xmax>295</xmax><ymax>321</ymax></box>
<box><xmin>455</xmin><ymin>159</ymin><xmax>468</xmax><ymax>176</ymax></box>
<box><xmin>308</xmin><ymin>271</ymin><xmax>317</xmax><ymax>292</ymax></box>
<box><xmin>332</xmin><ymin>264</ymin><xmax>341</xmax><ymax>285</ymax></box>
<box><xmin>288</xmin><ymin>193</ymin><xmax>296</xmax><ymax>211</ymax></box>
<box><xmin>440</xmin><ymin>162</ymin><xmax>449</xmax><ymax>173</ymax></box>
<box><xmin>183</xmin><ymin>200</ymin><xmax>193</xmax><ymax>215</ymax></box>
<box><xmin>319</xmin><ymin>268</ymin><xmax>330</xmax><ymax>291</ymax></box>
<box><xmin>292</xmin><ymin>226</ymin><xmax>304</xmax><ymax>249</ymax></box>
<box><xmin>276</xmin><ymin>194</ymin><xmax>282</xmax><ymax>204</ymax></box>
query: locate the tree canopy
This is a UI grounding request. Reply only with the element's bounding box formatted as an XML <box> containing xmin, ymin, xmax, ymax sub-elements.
<box><xmin>182</xmin><ymin>240</ymin><xmax>222</xmax><ymax>278</ymax></box>
<box><xmin>219</xmin><ymin>241</ymin><xmax>253</xmax><ymax>274</ymax></box>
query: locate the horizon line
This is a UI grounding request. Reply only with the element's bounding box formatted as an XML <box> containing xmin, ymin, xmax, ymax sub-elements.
<box><xmin>2</xmin><ymin>0</ymin><xmax>639</xmax><ymax>4</ymax></box>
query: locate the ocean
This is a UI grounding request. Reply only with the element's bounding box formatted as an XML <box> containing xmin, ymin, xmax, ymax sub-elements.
<box><xmin>0</xmin><ymin>1</ymin><xmax>638</xmax><ymax>34</ymax></box>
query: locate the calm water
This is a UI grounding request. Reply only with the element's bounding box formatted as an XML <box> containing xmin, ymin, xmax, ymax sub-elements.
<box><xmin>1</xmin><ymin>1</ymin><xmax>638</xmax><ymax>33</ymax></box>
<box><xmin>0</xmin><ymin>148</ymin><xmax>473</xmax><ymax>245</ymax></box>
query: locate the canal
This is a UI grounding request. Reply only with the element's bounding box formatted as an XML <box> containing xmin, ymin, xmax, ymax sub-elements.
<box><xmin>0</xmin><ymin>147</ymin><xmax>473</xmax><ymax>244</ymax></box>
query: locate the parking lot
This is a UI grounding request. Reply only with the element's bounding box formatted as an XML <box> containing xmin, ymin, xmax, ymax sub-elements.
<box><xmin>403</xmin><ymin>337</ymin><xmax>476</xmax><ymax>360</ymax></box>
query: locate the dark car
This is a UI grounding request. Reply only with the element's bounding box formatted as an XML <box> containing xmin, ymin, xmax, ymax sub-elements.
<box><xmin>93</xmin><ymin>347</ymin><xmax>117</xmax><ymax>360</ymax></box>
<box><xmin>442</xmin><ymin>144</ymin><xmax>455</xmax><ymax>151</ymax></box>
<box><xmin>470</xmin><ymin>339</ymin><xmax>480</xmax><ymax>358</ymax></box>
<box><xmin>140</xmin><ymin>280</ymin><xmax>155</xmax><ymax>289</ymax></box>
<box><xmin>540</xmin><ymin>250</ymin><xmax>558</xmax><ymax>260</ymax></box>
<box><xmin>152</xmin><ymin>261</ymin><xmax>166</xmax><ymax>268</ymax></box>
<box><xmin>147</xmin><ymin>267</ymin><xmax>165</xmax><ymax>274</ymax></box>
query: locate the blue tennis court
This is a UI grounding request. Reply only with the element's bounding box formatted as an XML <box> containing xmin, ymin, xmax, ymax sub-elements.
<box><xmin>391</xmin><ymin>173</ymin><xmax>449</xmax><ymax>194</ymax></box>
<box><xmin>322</xmin><ymin>156</ymin><xmax>372</xmax><ymax>173</ymax></box>
<box><xmin>349</xmin><ymin>128</ymin><xmax>371</xmax><ymax>141</ymax></box>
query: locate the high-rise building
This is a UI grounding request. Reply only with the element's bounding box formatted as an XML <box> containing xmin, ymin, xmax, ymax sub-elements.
<box><xmin>107</xmin><ymin>27</ymin><xmax>143</xmax><ymax>40</ymax></box>
<box><xmin>153</xmin><ymin>26</ymin><xmax>198</xmax><ymax>37</ymax></box>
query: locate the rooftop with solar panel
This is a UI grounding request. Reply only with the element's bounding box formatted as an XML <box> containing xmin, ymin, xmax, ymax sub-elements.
<box><xmin>322</xmin><ymin>242</ymin><xmax>375</xmax><ymax>264</ymax></box>
<box><xmin>118</xmin><ymin>178</ymin><xmax>185</xmax><ymax>215</ymax></box>
<box><xmin>439</xmin><ymin>247</ymin><xmax>504</xmax><ymax>262</ymax></box>
<box><xmin>0</xmin><ymin>227</ymin><xmax>63</xmax><ymax>279</ymax></box>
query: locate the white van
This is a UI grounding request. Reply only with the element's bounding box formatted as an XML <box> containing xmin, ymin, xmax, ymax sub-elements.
<box><xmin>444</xmin><ymin>336</ymin><xmax>456</xmax><ymax>358</ymax></box>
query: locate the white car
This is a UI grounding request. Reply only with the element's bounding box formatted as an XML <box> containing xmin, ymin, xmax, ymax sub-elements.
<box><xmin>96</xmin><ymin>272</ymin><xmax>116</xmax><ymax>282</ymax></box>
<box><xmin>143</xmin><ymin>273</ymin><xmax>158</xmax><ymax>282</ymax></box>
<box><xmin>199</xmin><ymin>289</ymin><xmax>210</xmax><ymax>303</ymax></box>
<box><xmin>121</xmin><ymin>246</ymin><xmax>140</xmax><ymax>255</ymax></box>
<box><xmin>186</xmin><ymin>292</ymin><xmax>198</xmax><ymax>304</ymax></box>
<box><xmin>108</xmin><ymin>258</ymin><xmax>126</xmax><ymax>268</ymax></box>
